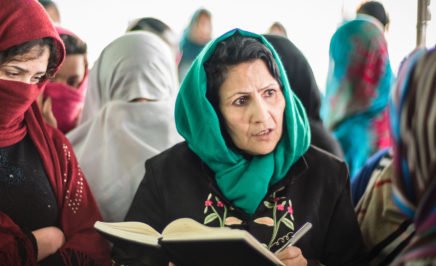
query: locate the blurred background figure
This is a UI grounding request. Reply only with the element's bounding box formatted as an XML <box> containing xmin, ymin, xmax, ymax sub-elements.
<box><xmin>356</xmin><ymin>1</ymin><xmax>390</xmax><ymax>32</ymax></box>
<box><xmin>67</xmin><ymin>32</ymin><xmax>182</xmax><ymax>222</ymax></box>
<box><xmin>321</xmin><ymin>17</ymin><xmax>395</xmax><ymax>179</ymax></box>
<box><xmin>389</xmin><ymin>48</ymin><xmax>436</xmax><ymax>265</ymax></box>
<box><xmin>267</xmin><ymin>22</ymin><xmax>288</xmax><ymax>37</ymax></box>
<box><xmin>351</xmin><ymin>48</ymin><xmax>429</xmax><ymax>265</ymax></box>
<box><xmin>42</xmin><ymin>26</ymin><xmax>88</xmax><ymax>134</ymax></box>
<box><xmin>127</xmin><ymin>17</ymin><xmax>180</xmax><ymax>65</ymax></box>
<box><xmin>38</xmin><ymin>0</ymin><xmax>61</xmax><ymax>24</ymax></box>
<box><xmin>264</xmin><ymin>34</ymin><xmax>343</xmax><ymax>157</ymax></box>
<box><xmin>178</xmin><ymin>8</ymin><xmax>212</xmax><ymax>81</ymax></box>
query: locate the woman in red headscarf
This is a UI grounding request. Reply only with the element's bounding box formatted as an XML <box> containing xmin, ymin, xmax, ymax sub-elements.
<box><xmin>0</xmin><ymin>0</ymin><xmax>111</xmax><ymax>265</ymax></box>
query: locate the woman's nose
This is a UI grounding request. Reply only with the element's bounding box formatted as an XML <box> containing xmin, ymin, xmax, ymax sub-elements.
<box><xmin>250</xmin><ymin>97</ymin><xmax>270</xmax><ymax>123</ymax></box>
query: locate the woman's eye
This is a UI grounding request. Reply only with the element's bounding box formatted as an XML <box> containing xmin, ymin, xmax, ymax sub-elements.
<box><xmin>233</xmin><ymin>96</ymin><xmax>249</xmax><ymax>106</ymax></box>
<box><xmin>6</xmin><ymin>71</ymin><xmax>19</xmax><ymax>77</ymax></box>
<box><xmin>264</xmin><ymin>89</ymin><xmax>276</xmax><ymax>97</ymax></box>
<box><xmin>31</xmin><ymin>75</ymin><xmax>44</xmax><ymax>83</ymax></box>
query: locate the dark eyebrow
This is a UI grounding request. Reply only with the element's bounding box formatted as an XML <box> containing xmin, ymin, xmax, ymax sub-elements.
<box><xmin>258</xmin><ymin>82</ymin><xmax>279</xmax><ymax>92</ymax></box>
<box><xmin>4</xmin><ymin>65</ymin><xmax>46</xmax><ymax>76</ymax></box>
<box><xmin>225</xmin><ymin>91</ymin><xmax>249</xmax><ymax>101</ymax></box>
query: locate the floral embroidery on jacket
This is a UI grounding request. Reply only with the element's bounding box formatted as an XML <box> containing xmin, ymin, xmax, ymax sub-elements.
<box><xmin>258</xmin><ymin>191</ymin><xmax>295</xmax><ymax>249</ymax></box>
<box><xmin>201</xmin><ymin>190</ymin><xmax>296</xmax><ymax>250</ymax></box>
<box><xmin>203</xmin><ymin>193</ymin><xmax>241</xmax><ymax>227</ymax></box>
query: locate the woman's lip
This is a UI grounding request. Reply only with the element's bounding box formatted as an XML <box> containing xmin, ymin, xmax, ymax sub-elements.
<box><xmin>253</xmin><ymin>129</ymin><xmax>273</xmax><ymax>136</ymax></box>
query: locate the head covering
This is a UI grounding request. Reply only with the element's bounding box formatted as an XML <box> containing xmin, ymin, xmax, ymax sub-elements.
<box><xmin>390</xmin><ymin>48</ymin><xmax>436</xmax><ymax>264</ymax></box>
<box><xmin>322</xmin><ymin>17</ymin><xmax>394</xmax><ymax>178</ymax></box>
<box><xmin>43</xmin><ymin>26</ymin><xmax>88</xmax><ymax>133</ymax></box>
<box><xmin>264</xmin><ymin>34</ymin><xmax>343</xmax><ymax>157</ymax></box>
<box><xmin>178</xmin><ymin>8</ymin><xmax>212</xmax><ymax>81</ymax></box>
<box><xmin>1</xmin><ymin>1</ymin><xmax>110</xmax><ymax>265</ymax></box>
<box><xmin>175</xmin><ymin>29</ymin><xmax>310</xmax><ymax>215</ymax></box>
<box><xmin>67</xmin><ymin>32</ymin><xmax>182</xmax><ymax>222</ymax></box>
<box><xmin>0</xmin><ymin>0</ymin><xmax>64</xmax><ymax>147</ymax></box>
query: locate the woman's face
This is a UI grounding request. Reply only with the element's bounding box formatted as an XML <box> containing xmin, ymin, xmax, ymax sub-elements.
<box><xmin>0</xmin><ymin>45</ymin><xmax>50</xmax><ymax>84</ymax></box>
<box><xmin>51</xmin><ymin>54</ymin><xmax>86</xmax><ymax>88</ymax></box>
<box><xmin>218</xmin><ymin>59</ymin><xmax>285</xmax><ymax>155</ymax></box>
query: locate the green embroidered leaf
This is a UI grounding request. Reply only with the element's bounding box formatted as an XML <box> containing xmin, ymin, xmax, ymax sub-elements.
<box><xmin>204</xmin><ymin>207</ymin><xmax>208</xmax><ymax>214</ymax></box>
<box><xmin>264</xmin><ymin>201</ymin><xmax>274</xmax><ymax>208</ymax></box>
<box><xmin>281</xmin><ymin>200</ymin><xmax>286</xmax><ymax>206</ymax></box>
<box><xmin>281</xmin><ymin>218</ymin><xmax>294</xmax><ymax>230</ymax></box>
<box><xmin>207</xmin><ymin>193</ymin><xmax>212</xmax><ymax>200</ymax></box>
<box><xmin>204</xmin><ymin>213</ymin><xmax>218</xmax><ymax>224</ymax></box>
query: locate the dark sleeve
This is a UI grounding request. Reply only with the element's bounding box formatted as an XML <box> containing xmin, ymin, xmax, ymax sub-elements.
<box><xmin>351</xmin><ymin>148</ymin><xmax>389</xmax><ymax>206</ymax></box>
<box><xmin>321</xmin><ymin>164</ymin><xmax>369</xmax><ymax>266</ymax></box>
<box><xmin>112</xmin><ymin>159</ymin><xmax>168</xmax><ymax>266</ymax></box>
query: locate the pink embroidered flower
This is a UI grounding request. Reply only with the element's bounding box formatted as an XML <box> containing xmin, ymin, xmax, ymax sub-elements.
<box><xmin>204</xmin><ymin>200</ymin><xmax>213</xmax><ymax>207</ymax></box>
<box><xmin>217</xmin><ymin>201</ymin><xmax>224</xmax><ymax>207</ymax></box>
<box><xmin>287</xmin><ymin>206</ymin><xmax>293</xmax><ymax>215</ymax></box>
<box><xmin>277</xmin><ymin>204</ymin><xmax>285</xmax><ymax>211</ymax></box>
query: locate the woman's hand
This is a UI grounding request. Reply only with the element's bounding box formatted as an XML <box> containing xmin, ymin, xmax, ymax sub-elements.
<box><xmin>32</xmin><ymin>226</ymin><xmax>65</xmax><ymax>261</ymax></box>
<box><xmin>276</xmin><ymin>246</ymin><xmax>307</xmax><ymax>266</ymax></box>
<box><xmin>36</xmin><ymin>94</ymin><xmax>57</xmax><ymax>128</ymax></box>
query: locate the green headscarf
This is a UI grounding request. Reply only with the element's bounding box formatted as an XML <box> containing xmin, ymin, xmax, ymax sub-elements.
<box><xmin>175</xmin><ymin>29</ymin><xmax>311</xmax><ymax>215</ymax></box>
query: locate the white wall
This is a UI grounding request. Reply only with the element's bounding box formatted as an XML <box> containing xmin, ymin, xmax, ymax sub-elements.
<box><xmin>55</xmin><ymin>0</ymin><xmax>435</xmax><ymax>93</ymax></box>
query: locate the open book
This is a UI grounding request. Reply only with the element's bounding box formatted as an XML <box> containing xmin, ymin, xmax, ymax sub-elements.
<box><xmin>95</xmin><ymin>218</ymin><xmax>284</xmax><ymax>266</ymax></box>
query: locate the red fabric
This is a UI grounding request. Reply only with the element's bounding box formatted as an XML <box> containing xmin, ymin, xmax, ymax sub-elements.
<box><xmin>44</xmin><ymin>73</ymin><xmax>88</xmax><ymax>133</ymax></box>
<box><xmin>43</xmin><ymin>26</ymin><xmax>88</xmax><ymax>133</ymax></box>
<box><xmin>27</xmin><ymin>103</ymin><xmax>111</xmax><ymax>265</ymax></box>
<box><xmin>0</xmin><ymin>0</ymin><xmax>64</xmax><ymax>147</ymax></box>
<box><xmin>0</xmin><ymin>0</ymin><xmax>111</xmax><ymax>265</ymax></box>
<box><xmin>0</xmin><ymin>80</ymin><xmax>43</xmax><ymax>147</ymax></box>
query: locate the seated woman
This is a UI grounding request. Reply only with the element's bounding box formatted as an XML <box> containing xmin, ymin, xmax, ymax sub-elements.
<box><xmin>389</xmin><ymin>48</ymin><xmax>436</xmax><ymax>265</ymax></box>
<box><xmin>67</xmin><ymin>32</ymin><xmax>182</xmax><ymax>222</ymax></box>
<box><xmin>321</xmin><ymin>17</ymin><xmax>395</xmax><ymax>179</ymax></box>
<box><xmin>0</xmin><ymin>0</ymin><xmax>110</xmax><ymax>265</ymax></box>
<box><xmin>42</xmin><ymin>26</ymin><xmax>88</xmax><ymax>134</ymax></box>
<box><xmin>113</xmin><ymin>29</ymin><xmax>367</xmax><ymax>266</ymax></box>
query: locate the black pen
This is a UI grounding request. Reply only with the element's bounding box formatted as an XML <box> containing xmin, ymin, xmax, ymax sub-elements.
<box><xmin>275</xmin><ymin>222</ymin><xmax>312</xmax><ymax>254</ymax></box>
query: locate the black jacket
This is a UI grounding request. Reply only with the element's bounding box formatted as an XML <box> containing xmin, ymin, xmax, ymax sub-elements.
<box><xmin>113</xmin><ymin>142</ymin><xmax>367</xmax><ymax>266</ymax></box>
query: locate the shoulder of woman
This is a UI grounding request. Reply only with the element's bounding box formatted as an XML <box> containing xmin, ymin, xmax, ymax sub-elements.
<box><xmin>302</xmin><ymin>145</ymin><xmax>349</xmax><ymax>182</ymax></box>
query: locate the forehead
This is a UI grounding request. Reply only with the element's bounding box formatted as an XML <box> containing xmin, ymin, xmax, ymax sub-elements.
<box><xmin>220</xmin><ymin>60</ymin><xmax>277</xmax><ymax>91</ymax></box>
<box><xmin>58</xmin><ymin>54</ymin><xmax>86</xmax><ymax>71</ymax></box>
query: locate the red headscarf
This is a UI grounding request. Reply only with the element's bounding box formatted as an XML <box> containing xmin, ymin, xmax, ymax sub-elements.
<box><xmin>44</xmin><ymin>26</ymin><xmax>88</xmax><ymax>133</ymax></box>
<box><xmin>0</xmin><ymin>0</ymin><xmax>110</xmax><ymax>265</ymax></box>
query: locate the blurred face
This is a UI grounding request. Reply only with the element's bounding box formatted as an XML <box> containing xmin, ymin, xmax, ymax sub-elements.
<box><xmin>51</xmin><ymin>54</ymin><xmax>86</xmax><ymax>88</ymax></box>
<box><xmin>0</xmin><ymin>46</ymin><xmax>50</xmax><ymax>84</ymax></box>
<box><xmin>219</xmin><ymin>59</ymin><xmax>285</xmax><ymax>155</ymax></box>
<box><xmin>191</xmin><ymin>13</ymin><xmax>212</xmax><ymax>44</ymax></box>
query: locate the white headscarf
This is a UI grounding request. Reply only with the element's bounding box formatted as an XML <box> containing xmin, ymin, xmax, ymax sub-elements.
<box><xmin>67</xmin><ymin>32</ymin><xmax>182</xmax><ymax>222</ymax></box>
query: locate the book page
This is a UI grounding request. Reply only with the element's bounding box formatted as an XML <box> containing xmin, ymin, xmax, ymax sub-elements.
<box><xmin>162</xmin><ymin>218</ymin><xmax>238</xmax><ymax>239</ymax></box>
<box><xmin>94</xmin><ymin>221</ymin><xmax>161</xmax><ymax>246</ymax></box>
<box><xmin>160</xmin><ymin>218</ymin><xmax>284</xmax><ymax>266</ymax></box>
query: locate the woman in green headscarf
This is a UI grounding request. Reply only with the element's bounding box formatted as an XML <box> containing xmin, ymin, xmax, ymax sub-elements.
<box><xmin>113</xmin><ymin>29</ymin><xmax>367</xmax><ymax>265</ymax></box>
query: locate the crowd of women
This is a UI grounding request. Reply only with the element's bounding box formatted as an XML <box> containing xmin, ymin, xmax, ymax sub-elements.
<box><xmin>0</xmin><ymin>0</ymin><xmax>434</xmax><ymax>265</ymax></box>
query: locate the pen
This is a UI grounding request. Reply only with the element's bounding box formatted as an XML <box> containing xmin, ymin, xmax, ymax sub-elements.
<box><xmin>275</xmin><ymin>222</ymin><xmax>312</xmax><ymax>254</ymax></box>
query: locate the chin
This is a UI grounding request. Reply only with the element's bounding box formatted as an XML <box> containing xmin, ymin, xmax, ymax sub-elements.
<box><xmin>244</xmin><ymin>145</ymin><xmax>276</xmax><ymax>156</ymax></box>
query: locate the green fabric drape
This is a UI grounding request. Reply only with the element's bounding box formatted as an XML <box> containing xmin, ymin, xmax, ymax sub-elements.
<box><xmin>175</xmin><ymin>29</ymin><xmax>311</xmax><ymax>215</ymax></box>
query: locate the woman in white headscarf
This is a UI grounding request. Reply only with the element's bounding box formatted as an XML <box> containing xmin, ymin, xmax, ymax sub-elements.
<box><xmin>67</xmin><ymin>32</ymin><xmax>183</xmax><ymax>222</ymax></box>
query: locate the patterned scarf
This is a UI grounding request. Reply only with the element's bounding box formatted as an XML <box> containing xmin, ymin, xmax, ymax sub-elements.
<box><xmin>390</xmin><ymin>48</ymin><xmax>436</xmax><ymax>264</ymax></box>
<box><xmin>322</xmin><ymin>17</ymin><xmax>394</xmax><ymax>178</ymax></box>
